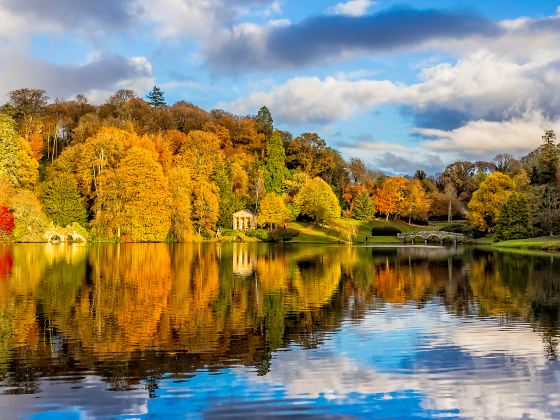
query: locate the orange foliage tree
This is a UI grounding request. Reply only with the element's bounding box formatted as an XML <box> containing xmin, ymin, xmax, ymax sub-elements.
<box><xmin>94</xmin><ymin>147</ymin><xmax>171</xmax><ymax>241</ymax></box>
<box><xmin>374</xmin><ymin>176</ymin><xmax>408</xmax><ymax>220</ymax></box>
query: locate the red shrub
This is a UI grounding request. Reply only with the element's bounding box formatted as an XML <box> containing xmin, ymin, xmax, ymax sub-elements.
<box><xmin>0</xmin><ymin>206</ymin><xmax>15</xmax><ymax>236</ymax></box>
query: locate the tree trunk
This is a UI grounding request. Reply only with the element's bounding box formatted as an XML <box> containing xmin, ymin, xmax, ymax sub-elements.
<box><xmin>448</xmin><ymin>200</ymin><xmax>452</xmax><ymax>223</ymax></box>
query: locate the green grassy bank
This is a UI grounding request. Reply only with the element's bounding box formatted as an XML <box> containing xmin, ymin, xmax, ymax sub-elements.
<box><xmin>492</xmin><ymin>236</ymin><xmax>560</xmax><ymax>251</ymax></box>
<box><xmin>284</xmin><ymin>219</ymin><xmax>427</xmax><ymax>244</ymax></box>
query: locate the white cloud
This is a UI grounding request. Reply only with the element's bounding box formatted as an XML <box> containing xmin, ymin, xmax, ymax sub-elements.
<box><xmin>226</xmin><ymin>33</ymin><xmax>560</xmax><ymax>165</ymax></box>
<box><xmin>330</xmin><ymin>0</ymin><xmax>373</xmax><ymax>17</ymax></box>
<box><xmin>418</xmin><ymin>113</ymin><xmax>560</xmax><ymax>158</ymax></box>
<box><xmin>248</xmin><ymin>307</ymin><xmax>559</xmax><ymax>419</ymax></box>
<box><xmin>408</xmin><ymin>50</ymin><xmax>560</xmax><ymax>121</ymax></box>
<box><xmin>0</xmin><ymin>50</ymin><xmax>154</xmax><ymax>103</ymax></box>
<box><xmin>227</xmin><ymin>76</ymin><xmax>404</xmax><ymax>123</ymax></box>
<box><xmin>229</xmin><ymin>46</ymin><xmax>560</xmax><ymax>126</ymax></box>
<box><xmin>133</xmin><ymin>0</ymin><xmax>280</xmax><ymax>39</ymax></box>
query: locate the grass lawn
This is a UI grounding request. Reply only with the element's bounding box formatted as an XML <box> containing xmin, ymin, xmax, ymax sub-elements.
<box><xmin>470</xmin><ymin>236</ymin><xmax>494</xmax><ymax>245</ymax></box>
<box><xmin>286</xmin><ymin>219</ymin><xmax>482</xmax><ymax>245</ymax></box>
<box><xmin>287</xmin><ymin>219</ymin><xmax>429</xmax><ymax>244</ymax></box>
<box><xmin>346</xmin><ymin>219</ymin><xmax>427</xmax><ymax>244</ymax></box>
<box><xmin>429</xmin><ymin>220</ymin><xmax>469</xmax><ymax>230</ymax></box>
<box><xmin>286</xmin><ymin>222</ymin><xmax>341</xmax><ymax>243</ymax></box>
<box><xmin>492</xmin><ymin>236</ymin><xmax>560</xmax><ymax>251</ymax></box>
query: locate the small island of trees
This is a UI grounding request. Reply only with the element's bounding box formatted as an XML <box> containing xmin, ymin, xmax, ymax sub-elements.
<box><xmin>0</xmin><ymin>86</ymin><xmax>558</xmax><ymax>244</ymax></box>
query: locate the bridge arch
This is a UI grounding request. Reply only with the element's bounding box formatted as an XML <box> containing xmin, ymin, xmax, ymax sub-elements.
<box><xmin>397</xmin><ymin>231</ymin><xmax>465</xmax><ymax>246</ymax></box>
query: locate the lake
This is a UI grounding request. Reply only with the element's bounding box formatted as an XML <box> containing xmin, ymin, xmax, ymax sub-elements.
<box><xmin>0</xmin><ymin>243</ymin><xmax>559</xmax><ymax>418</ymax></box>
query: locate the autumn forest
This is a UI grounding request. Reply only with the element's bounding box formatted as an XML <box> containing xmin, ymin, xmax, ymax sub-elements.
<box><xmin>0</xmin><ymin>87</ymin><xmax>559</xmax><ymax>243</ymax></box>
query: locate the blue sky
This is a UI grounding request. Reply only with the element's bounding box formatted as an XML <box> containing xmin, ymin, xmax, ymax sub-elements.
<box><xmin>1</xmin><ymin>0</ymin><xmax>560</xmax><ymax>174</ymax></box>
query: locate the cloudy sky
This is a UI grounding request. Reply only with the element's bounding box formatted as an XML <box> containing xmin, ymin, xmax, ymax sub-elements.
<box><xmin>1</xmin><ymin>0</ymin><xmax>560</xmax><ymax>174</ymax></box>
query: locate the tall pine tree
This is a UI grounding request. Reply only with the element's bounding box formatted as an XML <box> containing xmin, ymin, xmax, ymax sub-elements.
<box><xmin>256</xmin><ymin>106</ymin><xmax>273</xmax><ymax>137</ymax></box>
<box><xmin>146</xmin><ymin>86</ymin><xmax>167</xmax><ymax>108</ymax></box>
<box><xmin>537</xmin><ymin>129</ymin><xmax>559</xmax><ymax>185</ymax></box>
<box><xmin>352</xmin><ymin>190</ymin><xmax>374</xmax><ymax>220</ymax></box>
<box><xmin>264</xmin><ymin>132</ymin><xmax>290</xmax><ymax>194</ymax></box>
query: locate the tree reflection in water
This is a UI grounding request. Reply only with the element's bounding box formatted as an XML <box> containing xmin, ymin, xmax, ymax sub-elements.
<box><xmin>0</xmin><ymin>243</ymin><xmax>558</xmax><ymax>405</ymax></box>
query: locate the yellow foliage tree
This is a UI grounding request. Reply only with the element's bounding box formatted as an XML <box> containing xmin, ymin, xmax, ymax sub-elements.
<box><xmin>16</xmin><ymin>138</ymin><xmax>39</xmax><ymax>189</ymax></box>
<box><xmin>294</xmin><ymin>177</ymin><xmax>341</xmax><ymax>225</ymax></box>
<box><xmin>191</xmin><ymin>179</ymin><xmax>219</xmax><ymax>235</ymax></box>
<box><xmin>400</xmin><ymin>179</ymin><xmax>430</xmax><ymax>223</ymax></box>
<box><xmin>52</xmin><ymin>126</ymin><xmax>157</xmax><ymax>200</ymax></box>
<box><xmin>0</xmin><ymin>114</ymin><xmax>38</xmax><ymax>189</ymax></box>
<box><xmin>258</xmin><ymin>193</ymin><xmax>291</xmax><ymax>230</ymax></box>
<box><xmin>176</xmin><ymin>130</ymin><xmax>223</xmax><ymax>180</ymax></box>
<box><xmin>168</xmin><ymin>166</ymin><xmax>193</xmax><ymax>241</ymax></box>
<box><xmin>468</xmin><ymin>171</ymin><xmax>515</xmax><ymax>233</ymax></box>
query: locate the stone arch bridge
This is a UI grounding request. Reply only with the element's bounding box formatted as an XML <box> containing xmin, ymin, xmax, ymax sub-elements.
<box><xmin>397</xmin><ymin>231</ymin><xmax>465</xmax><ymax>245</ymax></box>
<box><xmin>44</xmin><ymin>227</ymin><xmax>87</xmax><ymax>243</ymax></box>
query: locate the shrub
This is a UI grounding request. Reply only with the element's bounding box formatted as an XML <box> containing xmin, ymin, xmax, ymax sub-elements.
<box><xmin>200</xmin><ymin>229</ymin><xmax>212</xmax><ymax>240</ymax></box>
<box><xmin>69</xmin><ymin>222</ymin><xmax>89</xmax><ymax>241</ymax></box>
<box><xmin>220</xmin><ymin>229</ymin><xmax>235</xmax><ymax>237</ymax></box>
<box><xmin>371</xmin><ymin>226</ymin><xmax>401</xmax><ymax>236</ymax></box>
<box><xmin>440</xmin><ymin>222</ymin><xmax>484</xmax><ymax>238</ymax></box>
<box><xmin>245</xmin><ymin>229</ymin><xmax>269</xmax><ymax>241</ymax></box>
<box><xmin>330</xmin><ymin>219</ymin><xmax>357</xmax><ymax>242</ymax></box>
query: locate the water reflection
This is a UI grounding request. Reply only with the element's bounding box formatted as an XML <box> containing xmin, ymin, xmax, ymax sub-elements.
<box><xmin>0</xmin><ymin>243</ymin><xmax>559</xmax><ymax>418</ymax></box>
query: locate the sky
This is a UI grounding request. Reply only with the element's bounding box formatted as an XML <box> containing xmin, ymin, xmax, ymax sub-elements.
<box><xmin>1</xmin><ymin>0</ymin><xmax>560</xmax><ymax>174</ymax></box>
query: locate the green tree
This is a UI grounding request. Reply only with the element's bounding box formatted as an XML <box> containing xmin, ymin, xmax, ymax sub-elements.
<box><xmin>536</xmin><ymin>129</ymin><xmax>559</xmax><ymax>185</ymax></box>
<box><xmin>531</xmin><ymin>185</ymin><xmax>560</xmax><ymax>236</ymax></box>
<box><xmin>214</xmin><ymin>162</ymin><xmax>244</xmax><ymax>229</ymax></box>
<box><xmin>468</xmin><ymin>172</ymin><xmax>515</xmax><ymax>233</ymax></box>
<box><xmin>256</xmin><ymin>106</ymin><xmax>273</xmax><ymax>137</ymax></box>
<box><xmin>440</xmin><ymin>161</ymin><xmax>477</xmax><ymax>204</ymax></box>
<box><xmin>40</xmin><ymin>174</ymin><xmax>87</xmax><ymax>227</ymax></box>
<box><xmin>258</xmin><ymin>193</ymin><xmax>291</xmax><ymax>229</ymax></box>
<box><xmin>9</xmin><ymin>88</ymin><xmax>48</xmax><ymax>119</ymax></box>
<box><xmin>146</xmin><ymin>86</ymin><xmax>167</xmax><ymax>108</ymax></box>
<box><xmin>264</xmin><ymin>131</ymin><xmax>290</xmax><ymax>193</ymax></box>
<box><xmin>352</xmin><ymin>190</ymin><xmax>374</xmax><ymax>220</ymax></box>
<box><xmin>294</xmin><ymin>177</ymin><xmax>341</xmax><ymax>225</ymax></box>
<box><xmin>495</xmin><ymin>192</ymin><xmax>532</xmax><ymax>241</ymax></box>
<box><xmin>286</xmin><ymin>133</ymin><xmax>336</xmax><ymax>178</ymax></box>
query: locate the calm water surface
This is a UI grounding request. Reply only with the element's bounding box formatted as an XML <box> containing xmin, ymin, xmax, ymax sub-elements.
<box><xmin>0</xmin><ymin>243</ymin><xmax>559</xmax><ymax>419</ymax></box>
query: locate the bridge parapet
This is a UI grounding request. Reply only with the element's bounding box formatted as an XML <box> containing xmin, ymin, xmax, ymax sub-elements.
<box><xmin>397</xmin><ymin>231</ymin><xmax>465</xmax><ymax>245</ymax></box>
<box><xmin>44</xmin><ymin>225</ymin><xmax>87</xmax><ymax>243</ymax></box>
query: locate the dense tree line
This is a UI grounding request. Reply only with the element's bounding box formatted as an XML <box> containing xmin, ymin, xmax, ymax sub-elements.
<box><xmin>0</xmin><ymin>86</ymin><xmax>558</xmax><ymax>242</ymax></box>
